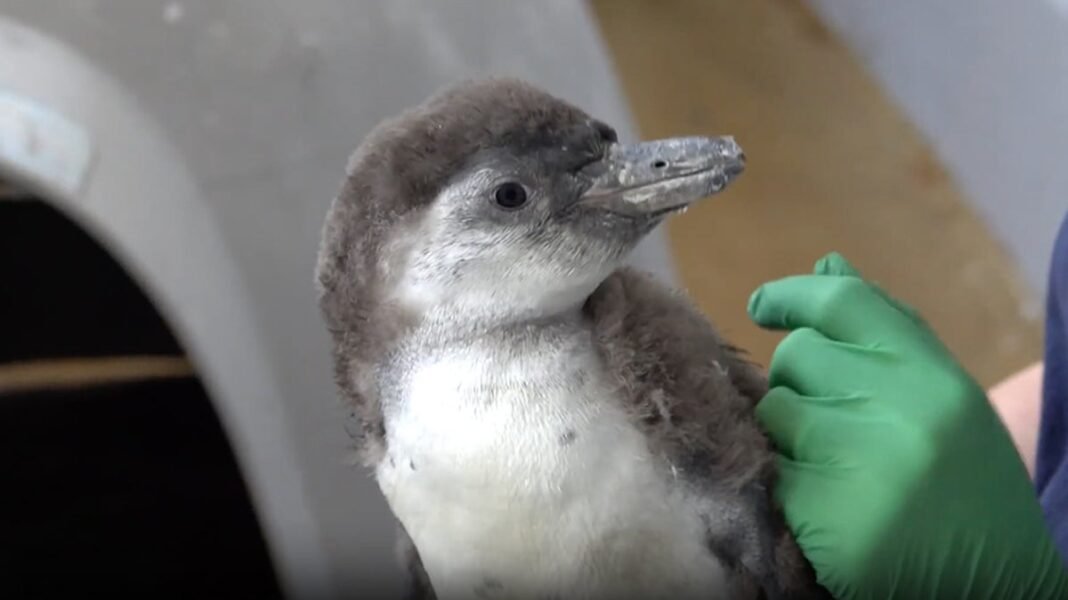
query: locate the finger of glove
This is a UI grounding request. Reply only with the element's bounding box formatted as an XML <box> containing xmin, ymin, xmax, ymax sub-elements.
<box><xmin>814</xmin><ymin>251</ymin><xmax>861</xmax><ymax>278</ymax></box>
<box><xmin>756</xmin><ymin>385</ymin><xmax>866</xmax><ymax>463</ymax></box>
<box><xmin>773</xmin><ymin>456</ymin><xmax>875</xmax><ymax>594</ymax></box>
<box><xmin>814</xmin><ymin>252</ymin><xmax>925</xmax><ymax>327</ymax></box>
<box><xmin>748</xmin><ymin>273</ymin><xmax>918</xmax><ymax>347</ymax></box>
<box><xmin>767</xmin><ymin>327</ymin><xmax>891</xmax><ymax>397</ymax></box>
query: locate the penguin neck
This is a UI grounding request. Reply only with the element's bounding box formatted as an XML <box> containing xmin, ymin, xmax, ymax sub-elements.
<box><xmin>391</xmin><ymin>263</ymin><xmax>607</xmax><ymax>347</ymax></box>
<box><xmin>412</xmin><ymin>298</ymin><xmax>589</xmax><ymax>348</ymax></box>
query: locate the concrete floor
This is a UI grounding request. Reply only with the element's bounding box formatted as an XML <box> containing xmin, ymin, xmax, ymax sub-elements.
<box><xmin>592</xmin><ymin>0</ymin><xmax>1041</xmax><ymax>387</ymax></box>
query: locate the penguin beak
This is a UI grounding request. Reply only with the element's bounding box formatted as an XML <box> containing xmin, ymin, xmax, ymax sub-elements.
<box><xmin>575</xmin><ymin>136</ymin><xmax>745</xmax><ymax>217</ymax></box>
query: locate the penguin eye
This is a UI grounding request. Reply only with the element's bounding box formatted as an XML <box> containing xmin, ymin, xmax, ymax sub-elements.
<box><xmin>493</xmin><ymin>182</ymin><xmax>528</xmax><ymax>209</ymax></box>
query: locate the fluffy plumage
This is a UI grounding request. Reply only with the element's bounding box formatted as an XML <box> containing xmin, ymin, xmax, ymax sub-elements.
<box><xmin>317</xmin><ymin>79</ymin><xmax>615</xmax><ymax>465</ymax></box>
<box><xmin>316</xmin><ymin>78</ymin><xmax>828</xmax><ymax>600</ymax></box>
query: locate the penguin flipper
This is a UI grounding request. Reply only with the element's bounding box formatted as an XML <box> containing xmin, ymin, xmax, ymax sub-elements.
<box><xmin>585</xmin><ymin>267</ymin><xmax>829</xmax><ymax>600</ymax></box>
<box><xmin>396</xmin><ymin>524</ymin><xmax>436</xmax><ymax>600</ymax></box>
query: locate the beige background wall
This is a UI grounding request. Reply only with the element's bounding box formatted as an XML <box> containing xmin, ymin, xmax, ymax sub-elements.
<box><xmin>590</xmin><ymin>0</ymin><xmax>1040</xmax><ymax>387</ymax></box>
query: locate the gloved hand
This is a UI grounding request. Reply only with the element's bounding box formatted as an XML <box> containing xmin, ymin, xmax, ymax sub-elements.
<box><xmin>748</xmin><ymin>252</ymin><xmax>1068</xmax><ymax>599</ymax></box>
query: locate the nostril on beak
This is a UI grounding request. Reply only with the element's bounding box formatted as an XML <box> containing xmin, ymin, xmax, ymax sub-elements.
<box><xmin>652</xmin><ymin>160</ymin><xmax>667</xmax><ymax>169</ymax></box>
<box><xmin>725</xmin><ymin>158</ymin><xmax>745</xmax><ymax>178</ymax></box>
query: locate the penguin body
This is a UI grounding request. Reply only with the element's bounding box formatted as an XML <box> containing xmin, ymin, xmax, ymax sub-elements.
<box><xmin>316</xmin><ymin>79</ymin><xmax>828</xmax><ymax>600</ymax></box>
<box><xmin>379</xmin><ymin>309</ymin><xmax>729</xmax><ymax>600</ymax></box>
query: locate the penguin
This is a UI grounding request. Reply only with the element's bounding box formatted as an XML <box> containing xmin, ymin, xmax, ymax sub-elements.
<box><xmin>315</xmin><ymin>78</ymin><xmax>829</xmax><ymax>600</ymax></box>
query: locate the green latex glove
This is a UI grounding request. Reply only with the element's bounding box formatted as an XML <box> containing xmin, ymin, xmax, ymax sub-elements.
<box><xmin>748</xmin><ymin>252</ymin><xmax>1068</xmax><ymax>599</ymax></box>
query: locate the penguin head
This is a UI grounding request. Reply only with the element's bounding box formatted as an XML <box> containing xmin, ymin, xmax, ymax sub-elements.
<box><xmin>318</xmin><ymin>78</ymin><xmax>744</xmax><ymax>327</ymax></box>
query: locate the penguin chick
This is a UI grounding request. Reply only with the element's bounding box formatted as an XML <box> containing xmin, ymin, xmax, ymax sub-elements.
<box><xmin>316</xmin><ymin>78</ymin><xmax>829</xmax><ymax>600</ymax></box>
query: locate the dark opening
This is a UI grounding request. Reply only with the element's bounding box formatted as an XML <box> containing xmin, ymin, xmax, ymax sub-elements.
<box><xmin>0</xmin><ymin>191</ymin><xmax>283</xmax><ymax>597</ymax></box>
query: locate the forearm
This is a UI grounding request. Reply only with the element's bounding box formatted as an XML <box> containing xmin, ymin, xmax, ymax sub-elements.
<box><xmin>989</xmin><ymin>362</ymin><xmax>1043</xmax><ymax>478</ymax></box>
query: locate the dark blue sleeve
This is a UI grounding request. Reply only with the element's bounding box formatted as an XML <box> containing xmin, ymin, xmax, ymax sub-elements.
<box><xmin>1036</xmin><ymin>212</ymin><xmax>1068</xmax><ymax>560</ymax></box>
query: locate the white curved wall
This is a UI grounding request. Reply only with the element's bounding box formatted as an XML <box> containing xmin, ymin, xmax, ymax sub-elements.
<box><xmin>0</xmin><ymin>18</ymin><xmax>334</xmax><ymax>598</ymax></box>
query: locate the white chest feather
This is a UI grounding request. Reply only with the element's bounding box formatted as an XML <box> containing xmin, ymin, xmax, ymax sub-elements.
<box><xmin>376</xmin><ymin>333</ymin><xmax>730</xmax><ymax>600</ymax></box>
